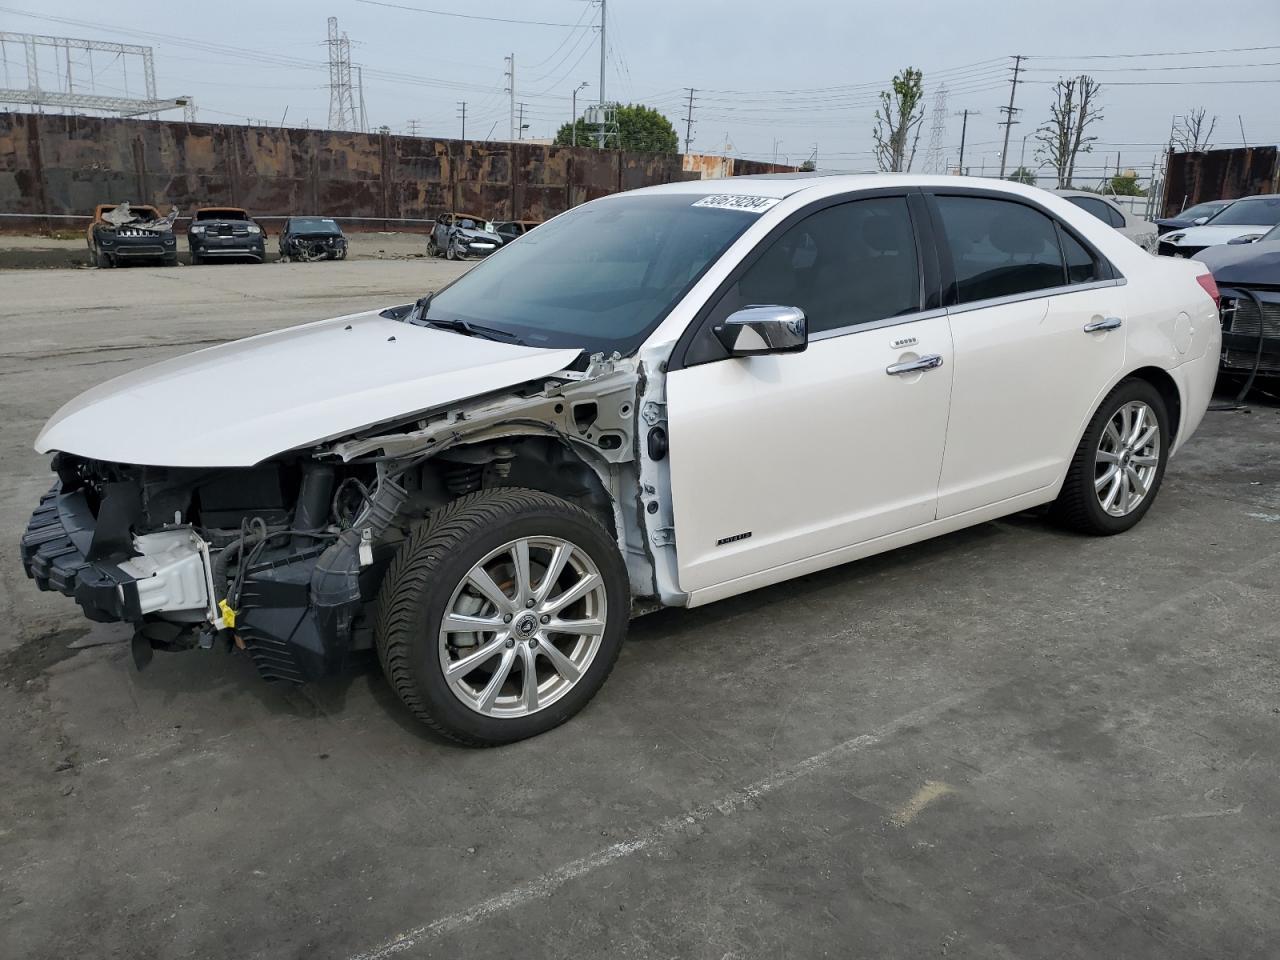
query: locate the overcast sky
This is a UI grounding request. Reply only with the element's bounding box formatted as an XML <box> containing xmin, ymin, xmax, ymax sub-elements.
<box><xmin>2</xmin><ymin>0</ymin><xmax>1278</xmax><ymax>184</ymax></box>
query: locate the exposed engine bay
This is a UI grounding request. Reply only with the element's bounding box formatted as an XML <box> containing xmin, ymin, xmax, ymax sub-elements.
<box><xmin>21</xmin><ymin>352</ymin><xmax>670</xmax><ymax>682</ymax></box>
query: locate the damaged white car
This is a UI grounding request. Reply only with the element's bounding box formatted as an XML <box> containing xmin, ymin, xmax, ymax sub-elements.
<box><xmin>23</xmin><ymin>175</ymin><xmax>1221</xmax><ymax>745</ymax></box>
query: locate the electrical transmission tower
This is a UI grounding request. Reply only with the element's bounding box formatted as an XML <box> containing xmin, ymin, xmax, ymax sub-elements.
<box><xmin>326</xmin><ymin>17</ymin><xmax>359</xmax><ymax>131</ymax></box>
<box><xmin>923</xmin><ymin>84</ymin><xmax>949</xmax><ymax>174</ymax></box>
<box><xmin>0</xmin><ymin>32</ymin><xmax>191</xmax><ymax>118</ymax></box>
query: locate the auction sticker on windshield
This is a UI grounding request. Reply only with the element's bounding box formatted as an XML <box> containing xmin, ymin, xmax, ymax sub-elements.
<box><xmin>691</xmin><ymin>195</ymin><xmax>781</xmax><ymax>213</ymax></box>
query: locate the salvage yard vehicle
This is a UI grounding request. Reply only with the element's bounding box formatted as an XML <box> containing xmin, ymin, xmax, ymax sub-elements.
<box><xmin>428</xmin><ymin>212</ymin><xmax>502</xmax><ymax>260</ymax></box>
<box><xmin>278</xmin><ymin>216</ymin><xmax>348</xmax><ymax>262</ymax></box>
<box><xmin>495</xmin><ymin>219</ymin><xmax>543</xmax><ymax>243</ymax></box>
<box><xmin>86</xmin><ymin>202</ymin><xmax>179</xmax><ymax>268</ymax></box>
<box><xmin>23</xmin><ymin>175</ymin><xmax>1221</xmax><ymax>746</ymax></box>
<box><xmin>1155</xmin><ymin>199</ymin><xmax>1233</xmax><ymax>236</ymax></box>
<box><xmin>1197</xmin><ymin>224</ymin><xmax>1280</xmax><ymax>382</ymax></box>
<box><xmin>1159</xmin><ymin>195</ymin><xmax>1280</xmax><ymax>259</ymax></box>
<box><xmin>188</xmin><ymin>207</ymin><xmax>266</xmax><ymax>264</ymax></box>
<box><xmin>1054</xmin><ymin>189</ymin><xmax>1157</xmax><ymax>251</ymax></box>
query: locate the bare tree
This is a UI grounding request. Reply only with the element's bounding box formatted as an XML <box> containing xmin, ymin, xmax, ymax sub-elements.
<box><xmin>1034</xmin><ymin>75</ymin><xmax>1104</xmax><ymax>188</ymax></box>
<box><xmin>1172</xmin><ymin>107</ymin><xmax>1217</xmax><ymax>152</ymax></box>
<box><xmin>873</xmin><ymin>67</ymin><xmax>926</xmax><ymax>173</ymax></box>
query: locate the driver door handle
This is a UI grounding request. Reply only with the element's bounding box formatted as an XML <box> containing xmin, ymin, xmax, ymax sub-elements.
<box><xmin>1083</xmin><ymin>316</ymin><xmax>1123</xmax><ymax>333</ymax></box>
<box><xmin>886</xmin><ymin>354</ymin><xmax>944</xmax><ymax>376</ymax></box>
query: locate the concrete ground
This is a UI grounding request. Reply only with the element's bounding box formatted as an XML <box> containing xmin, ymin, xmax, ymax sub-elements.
<box><xmin>2</xmin><ymin>262</ymin><xmax>1279</xmax><ymax>960</ymax></box>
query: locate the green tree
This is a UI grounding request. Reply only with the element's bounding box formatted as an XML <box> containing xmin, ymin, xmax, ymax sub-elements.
<box><xmin>1009</xmin><ymin>166</ymin><xmax>1037</xmax><ymax>185</ymax></box>
<box><xmin>872</xmin><ymin>67</ymin><xmax>926</xmax><ymax>172</ymax></box>
<box><xmin>1109</xmin><ymin>173</ymin><xmax>1142</xmax><ymax>196</ymax></box>
<box><xmin>554</xmin><ymin>103</ymin><xmax>679</xmax><ymax>153</ymax></box>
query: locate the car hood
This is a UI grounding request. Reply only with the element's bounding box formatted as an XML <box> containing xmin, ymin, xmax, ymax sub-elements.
<box><xmin>1197</xmin><ymin>240</ymin><xmax>1280</xmax><ymax>285</ymax></box>
<box><xmin>454</xmin><ymin>228</ymin><xmax>501</xmax><ymax>243</ymax></box>
<box><xmin>1164</xmin><ymin>223</ymin><xmax>1274</xmax><ymax>247</ymax></box>
<box><xmin>35</xmin><ymin>311</ymin><xmax>582</xmax><ymax>468</ymax></box>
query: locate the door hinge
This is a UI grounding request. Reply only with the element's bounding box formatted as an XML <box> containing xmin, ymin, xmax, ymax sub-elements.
<box><xmin>650</xmin><ymin>526</ymin><xmax>675</xmax><ymax>547</ymax></box>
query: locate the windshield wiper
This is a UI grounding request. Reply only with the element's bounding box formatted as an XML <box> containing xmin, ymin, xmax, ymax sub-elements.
<box><xmin>422</xmin><ymin>317</ymin><xmax>524</xmax><ymax>344</ymax></box>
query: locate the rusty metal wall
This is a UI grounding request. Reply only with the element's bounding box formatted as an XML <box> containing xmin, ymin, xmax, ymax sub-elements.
<box><xmin>1162</xmin><ymin>146</ymin><xmax>1280</xmax><ymax>217</ymax></box>
<box><xmin>0</xmin><ymin>113</ymin><xmax>802</xmax><ymax>228</ymax></box>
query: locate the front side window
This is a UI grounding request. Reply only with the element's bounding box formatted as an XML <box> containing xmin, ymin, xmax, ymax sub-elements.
<box><xmin>1205</xmin><ymin>197</ymin><xmax>1280</xmax><ymax>227</ymax></box>
<box><xmin>935</xmin><ymin>196</ymin><xmax>1068</xmax><ymax>304</ymax></box>
<box><xmin>421</xmin><ymin>194</ymin><xmax>758</xmax><ymax>355</ymax></box>
<box><xmin>704</xmin><ymin>196</ymin><xmax>922</xmax><ymax>337</ymax></box>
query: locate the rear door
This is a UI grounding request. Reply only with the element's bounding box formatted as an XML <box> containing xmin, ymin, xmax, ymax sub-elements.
<box><xmin>927</xmin><ymin>192</ymin><xmax>1128</xmax><ymax>517</ymax></box>
<box><xmin>665</xmin><ymin>193</ymin><xmax>953</xmax><ymax>594</ymax></box>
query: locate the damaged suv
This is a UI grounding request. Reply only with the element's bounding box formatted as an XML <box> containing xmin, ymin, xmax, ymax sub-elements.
<box><xmin>23</xmin><ymin>176</ymin><xmax>1221</xmax><ymax>745</ymax></box>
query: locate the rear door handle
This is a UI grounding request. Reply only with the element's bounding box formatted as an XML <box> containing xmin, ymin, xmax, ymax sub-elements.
<box><xmin>1083</xmin><ymin>316</ymin><xmax>1123</xmax><ymax>333</ymax></box>
<box><xmin>886</xmin><ymin>354</ymin><xmax>944</xmax><ymax>376</ymax></box>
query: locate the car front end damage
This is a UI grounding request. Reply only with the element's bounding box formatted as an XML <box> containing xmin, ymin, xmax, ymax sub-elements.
<box><xmin>282</xmin><ymin>233</ymin><xmax>347</xmax><ymax>262</ymax></box>
<box><xmin>21</xmin><ymin>354</ymin><xmax>668</xmax><ymax>681</ymax></box>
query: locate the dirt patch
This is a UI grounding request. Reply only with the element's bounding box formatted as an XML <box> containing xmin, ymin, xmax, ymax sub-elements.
<box><xmin>0</xmin><ymin>628</ymin><xmax>90</xmax><ymax>688</ymax></box>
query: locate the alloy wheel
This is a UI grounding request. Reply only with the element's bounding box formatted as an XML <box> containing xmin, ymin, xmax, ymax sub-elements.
<box><xmin>1094</xmin><ymin>400</ymin><xmax>1161</xmax><ymax>517</ymax></box>
<box><xmin>438</xmin><ymin>536</ymin><xmax>608</xmax><ymax>718</ymax></box>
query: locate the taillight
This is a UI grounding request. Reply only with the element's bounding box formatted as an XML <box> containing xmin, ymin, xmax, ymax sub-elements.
<box><xmin>1196</xmin><ymin>272</ymin><xmax>1220</xmax><ymax>308</ymax></box>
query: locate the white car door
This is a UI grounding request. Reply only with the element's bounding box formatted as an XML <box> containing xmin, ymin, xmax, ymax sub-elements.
<box><xmin>665</xmin><ymin>195</ymin><xmax>953</xmax><ymax>594</ymax></box>
<box><xmin>928</xmin><ymin>193</ymin><xmax>1128</xmax><ymax>518</ymax></box>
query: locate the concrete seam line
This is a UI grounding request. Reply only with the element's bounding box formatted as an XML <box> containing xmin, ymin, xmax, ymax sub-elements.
<box><xmin>348</xmin><ymin>693</ymin><xmax>970</xmax><ymax>960</ymax></box>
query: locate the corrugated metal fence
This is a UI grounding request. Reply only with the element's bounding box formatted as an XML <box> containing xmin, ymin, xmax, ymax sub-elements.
<box><xmin>1163</xmin><ymin>146</ymin><xmax>1279</xmax><ymax>217</ymax></box>
<box><xmin>0</xmin><ymin>112</ymin><xmax>792</xmax><ymax>230</ymax></box>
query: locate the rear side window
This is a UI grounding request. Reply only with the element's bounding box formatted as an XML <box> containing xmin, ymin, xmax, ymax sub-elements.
<box><xmin>1058</xmin><ymin>227</ymin><xmax>1101</xmax><ymax>284</ymax></box>
<box><xmin>1067</xmin><ymin>195</ymin><xmax>1113</xmax><ymax>226</ymax></box>
<box><xmin>935</xmin><ymin>196</ymin><xmax>1067</xmax><ymax>304</ymax></box>
<box><xmin>706</xmin><ymin>196</ymin><xmax>922</xmax><ymax>336</ymax></box>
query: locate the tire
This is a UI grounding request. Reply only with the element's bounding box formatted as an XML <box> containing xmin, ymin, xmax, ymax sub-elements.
<box><xmin>190</xmin><ymin>250</ymin><xmax>202</xmax><ymax>265</ymax></box>
<box><xmin>94</xmin><ymin>245</ymin><xmax>113</xmax><ymax>268</ymax></box>
<box><xmin>445</xmin><ymin>242</ymin><xmax>457</xmax><ymax>261</ymax></box>
<box><xmin>163</xmin><ymin>253</ymin><xmax>178</xmax><ymax>267</ymax></box>
<box><xmin>374</xmin><ymin>488</ymin><xmax>628</xmax><ymax>746</ymax></box>
<box><xmin>1052</xmin><ymin>377</ymin><xmax>1170</xmax><ymax>535</ymax></box>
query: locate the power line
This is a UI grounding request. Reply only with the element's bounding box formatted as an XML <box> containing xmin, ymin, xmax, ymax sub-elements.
<box><xmin>1027</xmin><ymin>43</ymin><xmax>1280</xmax><ymax>59</ymax></box>
<box><xmin>353</xmin><ymin>0</ymin><xmax>584</xmax><ymax>28</ymax></box>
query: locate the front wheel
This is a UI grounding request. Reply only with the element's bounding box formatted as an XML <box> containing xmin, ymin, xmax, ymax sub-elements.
<box><xmin>445</xmin><ymin>242</ymin><xmax>458</xmax><ymax>261</ymax></box>
<box><xmin>1052</xmin><ymin>378</ymin><xmax>1170</xmax><ymax>535</ymax></box>
<box><xmin>374</xmin><ymin>489</ymin><xmax>628</xmax><ymax>746</ymax></box>
<box><xmin>94</xmin><ymin>244</ymin><xmax>113</xmax><ymax>268</ymax></box>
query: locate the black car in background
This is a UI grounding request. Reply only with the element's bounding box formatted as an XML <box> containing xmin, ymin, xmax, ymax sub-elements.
<box><xmin>1154</xmin><ymin>199</ymin><xmax>1234</xmax><ymax>236</ymax></box>
<box><xmin>279</xmin><ymin>217</ymin><xmax>348</xmax><ymax>262</ymax></box>
<box><xmin>188</xmin><ymin>207</ymin><xmax>266</xmax><ymax>263</ymax></box>
<box><xmin>1197</xmin><ymin>225</ymin><xmax>1280</xmax><ymax>382</ymax></box>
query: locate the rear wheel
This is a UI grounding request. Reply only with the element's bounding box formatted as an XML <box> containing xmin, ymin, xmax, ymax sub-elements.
<box><xmin>426</xmin><ymin>237</ymin><xmax>439</xmax><ymax>257</ymax></box>
<box><xmin>1052</xmin><ymin>378</ymin><xmax>1169</xmax><ymax>535</ymax></box>
<box><xmin>445</xmin><ymin>242</ymin><xmax>458</xmax><ymax>261</ymax></box>
<box><xmin>374</xmin><ymin>488</ymin><xmax>628</xmax><ymax>746</ymax></box>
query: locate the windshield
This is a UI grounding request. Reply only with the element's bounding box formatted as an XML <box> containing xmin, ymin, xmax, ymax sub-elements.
<box><xmin>421</xmin><ymin>194</ymin><xmax>759</xmax><ymax>354</ymax></box>
<box><xmin>1206</xmin><ymin>197</ymin><xmax>1280</xmax><ymax>227</ymax></box>
<box><xmin>196</xmin><ymin>209</ymin><xmax>248</xmax><ymax>221</ymax></box>
<box><xmin>291</xmin><ymin>218</ymin><xmax>341</xmax><ymax>234</ymax></box>
<box><xmin>1180</xmin><ymin>201</ymin><xmax>1228</xmax><ymax>221</ymax></box>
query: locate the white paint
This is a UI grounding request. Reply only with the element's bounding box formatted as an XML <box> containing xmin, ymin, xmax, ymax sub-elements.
<box><xmin>348</xmin><ymin>694</ymin><xmax>966</xmax><ymax>960</ymax></box>
<box><xmin>35</xmin><ymin>311</ymin><xmax>580</xmax><ymax>467</ymax></box>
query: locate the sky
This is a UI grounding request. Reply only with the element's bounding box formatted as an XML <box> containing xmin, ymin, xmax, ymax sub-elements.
<box><xmin>1</xmin><ymin>0</ymin><xmax>1279</xmax><ymax>186</ymax></box>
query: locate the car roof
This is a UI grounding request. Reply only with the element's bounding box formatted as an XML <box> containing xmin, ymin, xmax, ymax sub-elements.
<box><xmin>1051</xmin><ymin>189</ymin><xmax>1120</xmax><ymax>202</ymax></box>
<box><xmin>1230</xmin><ymin>193</ymin><xmax>1280</xmax><ymax>201</ymax></box>
<box><xmin>630</xmin><ymin>173</ymin><xmax>1081</xmax><ymax>202</ymax></box>
<box><xmin>195</xmin><ymin>206</ymin><xmax>249</xmax><ymax>214</ymax></box>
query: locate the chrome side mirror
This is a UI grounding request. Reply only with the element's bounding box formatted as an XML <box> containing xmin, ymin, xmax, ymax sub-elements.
<box><xmin>713</xmin><ymin>305</ymin><xmax>807</xmax><ymax>357</ymax></box>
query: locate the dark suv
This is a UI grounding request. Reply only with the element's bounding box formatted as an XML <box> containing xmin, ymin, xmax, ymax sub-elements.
<box><xmin>188</xmin><ymin>207</ymin><xmax>266</xmax><ymax>263</ymax></box>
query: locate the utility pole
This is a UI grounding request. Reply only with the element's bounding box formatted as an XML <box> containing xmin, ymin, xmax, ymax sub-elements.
<box><xmin>356</xmin><ymin>66</ymin><xmax>367</xmax><ymax>133</ymax></box>
<box><xmin>997</xmin><ymin>54</ymin><xmax>1024</xmax><ymax>179</ymax></box>
<box><xmin>1238</xmin><ymin>114</ymin><xmax>1248</xmax><ymax>147</ymax></box>
<box><xmin>457</xmin><ymin>101</ymin><xmax>466</xmax><ymax>141</ymax></box>
<box><xmin>517</xmin><ymin>102</ymin><xmax>527</xmax><ymax>140</ymax></box>
<box><xmin>683</xmin><ymin>87</ymin><xmax>696</xmax><ymax>153</ymax></box>
<box><xmin>407</xmin><ymin>119</ymin><xmax>420</xmax><ymax>136</ymax></box>
<box><xmin>596</xmin><ymin>0</ymin><xmax>607</xmax><ymax>148</ymax></box>
<box><xmin>504</xmin><ymin>53</ymin><xmax>515</xmax><ymax>142</ymax></box>
<box><xmin>571</xmin><ymin>81</ymin><xmax>589</xmax><ymax>147</ymax></box>
<box><xmin>956</xmin><ymin>109</ymin><xmax>977</xmax><ymax>175</ymax></box>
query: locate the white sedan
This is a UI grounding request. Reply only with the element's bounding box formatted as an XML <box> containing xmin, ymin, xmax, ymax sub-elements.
<box><xmin>23</xmin><ymin>174</ymin><xmax>1222</xmax><ymax>745</ymax></box>
<box><xmin>1158</xmin><ymin>194</ymin><xmax>1280</xmax><ymax>259</ymax></box>
<box><xmin>1054</xmin><ymin>189</ymin><xmax>1158</xmax><ymax>250</ymax></box>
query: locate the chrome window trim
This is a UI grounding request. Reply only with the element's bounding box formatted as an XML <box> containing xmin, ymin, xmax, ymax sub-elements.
<box><xmin>806</xmin><ymin>278</ymin><xmax>1126</xmax><ymax>343</ymax></box>
<box><xmin>947</xmin><ymin>277</ymin><xmax>1128</xmax><ymax>317</ymax></box>
<box><xmin>809</xmin><ymin>307</ymin><xmax>948</xmax><ymax>343</ymax></box>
